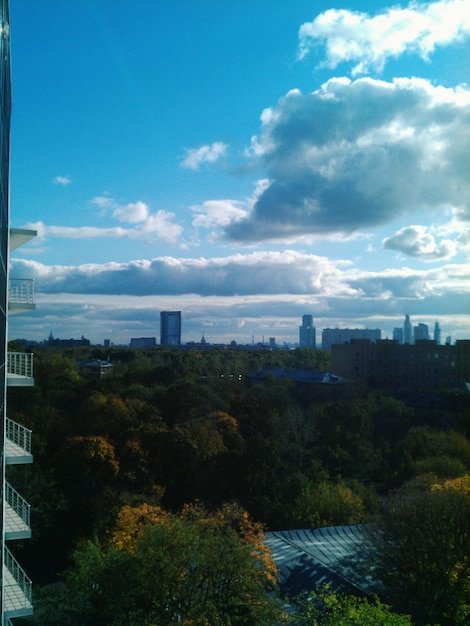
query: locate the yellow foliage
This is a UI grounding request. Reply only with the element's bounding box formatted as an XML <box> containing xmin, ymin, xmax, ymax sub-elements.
<box><xmin>110</xmin><ymin>503</ymin><xmax>170</xmax><ymax>552</ymax></box>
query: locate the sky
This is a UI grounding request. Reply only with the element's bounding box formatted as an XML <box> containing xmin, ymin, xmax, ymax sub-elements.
<box><xmin>7</xmin><ymin>0</ymin><xmax>470</xmax><ymax>346</ymax></box>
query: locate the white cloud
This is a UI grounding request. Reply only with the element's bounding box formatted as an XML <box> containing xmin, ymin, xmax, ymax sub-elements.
<box><xmin>52</xmin><ymin>175</ymin><xmax>71</xmax><ymax>186</ymax></box>
<box><xmin>25</xmin><ymin>211</ymin><xmax>183</xmax><ymax>245</ymax></box>
<box><xmin>298</xmin><ymin>0</ymin><xmax>470</xmax><ymax>75</ymax></box>
<box><xmin>382</xmin><ymin>225</ymin><xmax>457</xmax><ymax>260</ymax></box>
<box><xmin>91</xmin><ymin>195</ymin><xmax>116</xmax><ymax>209</ymax></box>
<box><xmin>113</xmin><ymin>200</ymin><xmax>149</xmax><ymax>223</ymax></box>
<box><xmin>225</xmin><ymin>77</ymin><xmax>470</xmax><ymax>243</ymax></box>
<box><xmin>191</xmin><ymin>200</ymin><xmax>248</xmax><ymax>229</ymax></box>
<box><xmin>181</xmin><ymin>141</ymin><xmax>228</xmax><ymax>170</ymax></box>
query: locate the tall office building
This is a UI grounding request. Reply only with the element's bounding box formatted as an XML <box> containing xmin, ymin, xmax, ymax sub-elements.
<box><xmin>299</xmin><ymin>314</ymin><xmax>316</xmax><ymax>348</ymax></box>
<box><xmin>434</xmin><ymin>321</ymin><xmax>441</xmax><ymax>345</ymax></box>
<box><xmin>392</xmin><ymin>327</ymin><xmax>404</xmax><ymax>345</ymax></box>
<box><xmin>414</xmin><ymin>322</ymin><xmax>429</xmax><ymax>342</ymax></box>
<box><xmin>160</xmin><ymin>311</ymin><xmax>181</xmax><ymax>346</ymax></box>
<box><xmin>1</xmin><ymin>2</ymin><xmax>36</xmax><ymax>621</ymax></box>
<box><xmin>403</xmin><ymin>314</ymin><xmax>413</xmax><ymax>344</ymax></box>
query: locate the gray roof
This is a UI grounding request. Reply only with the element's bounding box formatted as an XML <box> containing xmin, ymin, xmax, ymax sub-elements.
<box><xmin>246</xmin><ymin>368</ymin><xmax>349</xmax><ymax>384</ymax></box>
<box><xmin>265</xmin><ymin>525</ymin><xmax>377</xmax><ymax>598</ymax></box>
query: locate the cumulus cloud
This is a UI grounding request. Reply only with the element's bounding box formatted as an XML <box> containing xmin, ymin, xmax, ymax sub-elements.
<box><xmin>224</xmin><ymin>77</ymin><xmax>470</xmax><ymax>243</ymax></box>
<box><xmin>113</xmin><ymin>201</ymin><xmax>149</xmax><ymax>223</ymax></box>
<box><xmin>382</xmin><ymin>225</ymin><xmax>457</xmax><ymax>260</ymax></box>
<box><xmin>298</xmin><ymin>0</ymin><xmax>470</xmax><ymax>74</ymax></box>
<box><xmin>181</xmin><ymin>141</ymin><xmax>228</xmax><ymax>170</ymax></box>
<box><xmin>191</xmin><ymin>200</ymin><xmax>248</xmax><ymax>229</ymax></box>
<box><xmin>53</xmin><ymin>175</ymin><xmax>71</xmax><ymax>186</ymax></box>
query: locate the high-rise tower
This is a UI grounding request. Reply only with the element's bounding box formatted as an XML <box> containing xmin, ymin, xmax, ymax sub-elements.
<box><xmin>160</xmin><ymin>311</ymin><xmax>182</xmax><ymax>346</ymax></box>
<box><xmin>403</xmin><ymin>314</ymin><xmax>413</xmax><ymax>345</ymax></box>
<box><xmin>299</xmin><ymin>314</ymin><xmax>316</xmax><ymax>348</ymax></box>
<box><xmin>1</xmin><ymin>2</ymin><xmax>36</xmax><ymax>621</ymax></box>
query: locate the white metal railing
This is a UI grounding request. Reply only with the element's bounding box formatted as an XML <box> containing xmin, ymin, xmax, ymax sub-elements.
<box><xmin>8</xmin><ymin>278</ymin><xmax>34</xmax><ymax>305</ymax></box>
<box><xmin>4</xmin><ymin>545</ymin><xmax>33</xmax><ymax>608</ymax></box>
<box><xmin>7</xmin><ymin>352</ymin><xmax>33</xmax><ymax>379</ymax></box>
<box><xmin>5</xmin><ymin>482</ymin><xmax>31</xmax><ymax>529</ymax></box>
<box><xmin>6</xmin><ymin>418</ymin><xmax>32</xmax><ymax>455</ymax></box>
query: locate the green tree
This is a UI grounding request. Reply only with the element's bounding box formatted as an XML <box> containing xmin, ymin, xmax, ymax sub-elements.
<box><xmin>56</xmin><ymin>502</ymin><xmax>283</xmax><ymax>626</ymax></box>
<box><xmin>292</xmin><ymin>585</ymin><xmax>413</xmax><ymax>625</ymax></box>
<box><xmin>292</xmin><ymin>479</ymin><xmax>368</xmax><ymax>528</ymax></box>
<box><xmin>374</xmin><ymin>474</ymin><xmax>470</xmax><ymax>625</ymax></box>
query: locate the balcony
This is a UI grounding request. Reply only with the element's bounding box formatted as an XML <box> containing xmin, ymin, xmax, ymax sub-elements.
<box><xmin>9</xmin><ymin>228</ymin><xmax>37</xmax><ymax>252</ymax></box>
<box><xmin>5</xmin><ymin>418</ymin><xmax>33</xmax><ymax>464</ymax></box>
<box><xmin>7</xmin><ymin>351</ymin><xmax>34</xmax><ymax>386</ymax></box>
<box><xmin>8</xmin><ymin>278</ymin><xmax>35</xmax><ymax>314</ymax></box>
<box><xmin>5</xmin><ymin>482</ymin><xmax>31</xmax><ymax>540</ymax></box>
<box><xmin>3</xmin><ymin>546</ymin><xmax>33</xmax><ymax>619</ymax></box>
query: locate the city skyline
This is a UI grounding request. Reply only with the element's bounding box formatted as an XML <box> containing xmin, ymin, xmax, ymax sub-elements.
<box><xmin>7</xmin><ymin>1</ymin><xmax>470</xmax><ymax>345</ymax></box>
<box><xmin>20</xmin><ymin>313</ymin><xmax>455</xmax><ymax>350</ymax></box>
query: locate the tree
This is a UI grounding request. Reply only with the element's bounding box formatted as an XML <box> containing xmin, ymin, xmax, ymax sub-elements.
<box><xmin>292</xmin><ymin>479</ymin><xmax>368</xmax><ymax>528</ymax></box>
<box><xmin>57</xmin><ymin>502</ymin><xmax>283</xmax><ymax>625</ymax></box>
<box><xmin>292</xmin><ymin>585</ymin><xmax>413</xmax><ymax>625</ymax></box>
<box><xmin>373</xmin><ymin>474</ymin><xmax>470</xmax><ymax>625</ymax></box>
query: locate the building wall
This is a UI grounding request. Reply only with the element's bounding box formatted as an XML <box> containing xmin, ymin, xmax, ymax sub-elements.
<box><xmin>331</xmin><ymin>338</ymin><xmax>470</xmax><ymax>394</ymax></box>
<box><xmin>0</xmin><ymin>0</ymin><xmax>11</xmax><ymax>609</ymax></box>
<box><xmin>322</xmin><ymin>328</ymin><xmax>381</xmax><ymax>351</ymax></box>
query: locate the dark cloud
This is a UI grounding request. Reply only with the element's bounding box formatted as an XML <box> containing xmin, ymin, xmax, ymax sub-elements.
<box><xmin>225</xmin><ymin>78</ymin><xmax>470</xmax><ymax>243</ymax></box>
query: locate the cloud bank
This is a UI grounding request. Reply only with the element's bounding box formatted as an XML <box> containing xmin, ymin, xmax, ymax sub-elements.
<box><xmin>11</xmin><ymin>252</ymin><xmax>469</xmax><ymax>303</ymax></box>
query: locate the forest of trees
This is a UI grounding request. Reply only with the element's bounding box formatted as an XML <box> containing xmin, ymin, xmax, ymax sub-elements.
<box><xmin>7</xmin><ymin>344</ymin><xmax>470</xmax><ymax>625</ymax></box>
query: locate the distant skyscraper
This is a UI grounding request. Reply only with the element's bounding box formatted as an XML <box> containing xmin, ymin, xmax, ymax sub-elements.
<box><xmin>393</xmin><ymin>327</ymin><xmax>404</xmax><ymax>344</ymax></box>
<box><xmin>160</xmin><ymin>311</ymin><xmax>181</xmax><ymax>346</ymax></box>
<box><xmin>434</xmin><ymin>321</ymin><xmax>441</xmax><ymax>345</ymax></box>
<box><xmin>403</xmin><ymin>315</ymin><xmax>413</xmax><ymax>344</ymax></box>
<box><xmin>299</xmin><ymin>314</ymin><xmax>316</xmax><ymax>348</ymax></box>
<box><xmin>414</xmin><ymin>323</ymin><xmax>429</xmax><ymax>342</ymax></box>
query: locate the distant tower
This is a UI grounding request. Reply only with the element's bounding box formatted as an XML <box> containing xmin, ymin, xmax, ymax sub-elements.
<box><xmin>299</xmin><ymin>314</ymin><xmax>316</xmax><ymax>348</ymax></box>
<box><xmin>403</xmin><ymin>315</ymin><xmax>413</xmax><ymax>344</ymax></box>
<box><xmin>434</xmin><ymin>321</ymin><xmax>441</xmax><ymax>345</ymax></box>
<box><xmin>414</xmin><ymin>323</ymin><xmax>429</xmax><ymax>341</ymax></box>
<box><xmin>393</xmin><ymin>327</ymin><xmax>404</xmax><ymax>345</ymax></box>
<box><xmin>160</xmin><ymin>311</ymin><xmax>181</xmax><ymax>346</ymax></box>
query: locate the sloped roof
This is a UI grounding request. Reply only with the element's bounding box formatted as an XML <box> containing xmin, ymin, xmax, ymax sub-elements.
<box><xmin>265</xmin><ymin>525</ymin><xmax>376</xmax><ymax>598</ymax></box>
<box><xmin>245</xmin><ymin>368</ymin><xmax>349</xmax><ymax>384</ymax></box>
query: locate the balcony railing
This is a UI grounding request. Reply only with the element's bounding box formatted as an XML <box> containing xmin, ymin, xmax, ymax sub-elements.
<box><xmin>6</xmin><ymin>417</ymin><xmax>32</xmax><ymax>457</ymax></box>
<box><xmin>8</xmin><ymin>278</ymin><xmax>35</xmax><ymax>306</ymax></box>
<box><xmin>3</xmin><ymin>545</ymin><xmax>33</xmax><ymax>616</ymax></box>
<box><xmin>5</xmin><ymin>481</ymin><xmax>31</xmax><ymax>532</ymax></box>
<box><xmin>7</xmin><ymin>352</ymin><xmax>34</xmax><ymax>384</ymax></box>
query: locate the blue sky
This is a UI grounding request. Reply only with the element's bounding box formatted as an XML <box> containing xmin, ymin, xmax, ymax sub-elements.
<box><xmin>8</xmin><ymin>0</ymin><xmax>470</xmax><ymax>345</ymax></box>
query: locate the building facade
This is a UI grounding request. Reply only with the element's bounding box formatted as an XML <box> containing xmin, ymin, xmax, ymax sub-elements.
<box><xmin>331</xmin><ymin>338</ymin><xmax>470</xmax><ymax>395</ymax></box>
<box><xmin>321</xmin><ymin>328</ymin><xmax>381</xmax><ymax>351</ymax></box>
<box><xmin>160</xmin><ymin>311</ymin><xmax>181</xmax><ymax>346</ymax></box>
<box><xmin>299</xmin><ymin>314</ymin><xmax>316</xmax><ymax>348</ymax></box>
<box><xmin>130</xmin><ymin>337</ymin><xmax>156</xmax><ymax>349</ymax></box>
<box><xmin>1</xmin><ymin>2</ymin><xmax>36</xmax><ymax>622</ymax></box>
